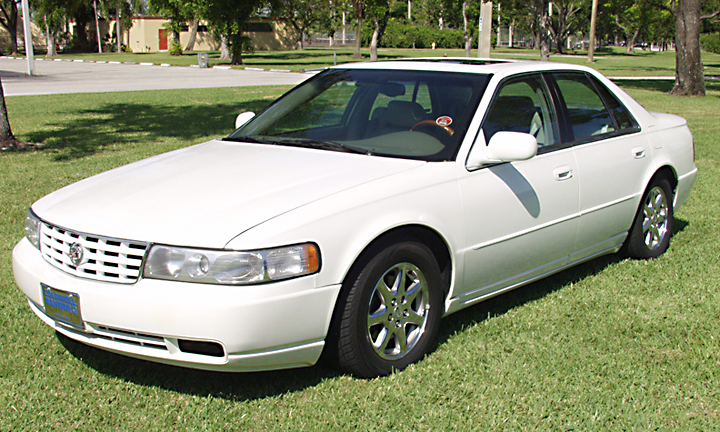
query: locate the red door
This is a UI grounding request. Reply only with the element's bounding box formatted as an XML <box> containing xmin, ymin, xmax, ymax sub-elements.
<box><xmin>159</xmin><ymin>29</ymin><xmax>168</xmax><ymax>50</ymax></box>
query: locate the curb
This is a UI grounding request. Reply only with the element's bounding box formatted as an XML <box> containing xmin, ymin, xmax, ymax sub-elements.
<box><xmin>1</xmin><ymin>55</ymin><xmax>314</xmax><ymax>75</ymax></box>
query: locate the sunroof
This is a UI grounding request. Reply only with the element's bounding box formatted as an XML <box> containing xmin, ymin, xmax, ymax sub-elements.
<box><xmin>393</xmin><ymin>58</ymin><xmax>513</xmax><ymax>66</ymax></box>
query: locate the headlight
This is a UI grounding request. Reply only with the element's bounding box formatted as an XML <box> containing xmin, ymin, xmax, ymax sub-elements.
<box><xmin>24</xmin><ymin>209</ymin><xmax>41</xmax><ymax>249</ymax></box>
<box><xmin>143</xmin><ymin>243</ymin><xmax>320</xmax><ymax>285</ymax></box>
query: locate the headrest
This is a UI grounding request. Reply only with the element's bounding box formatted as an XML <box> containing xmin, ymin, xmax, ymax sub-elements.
<box><xmin>386</xmin><ymin>100</ymin><xmax>426</xmax><ymax>128</ymax></box>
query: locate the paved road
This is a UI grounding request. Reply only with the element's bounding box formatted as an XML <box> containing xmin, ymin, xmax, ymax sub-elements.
<box><xmin>0</xmin><ymin>57</ymin><xmax>313</xmax><ymax>96</ymax></box>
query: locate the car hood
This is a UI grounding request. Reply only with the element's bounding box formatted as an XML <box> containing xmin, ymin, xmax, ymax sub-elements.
<box><xmin>33</xmin><ymin>140</ymin><xmax>426</xmax><ymax>248</ymax></box>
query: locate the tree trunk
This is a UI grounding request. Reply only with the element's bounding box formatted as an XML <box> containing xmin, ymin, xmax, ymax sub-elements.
<box><xmin>0</xmin><ymin>76</ymin><xmax>21</xmax><ymax>150</ymax></box>
<box><xmin>230</xmin><ymin>31</ymin><xmax>243</xmax><ymax>65</ymax></box>
<box><xmin>116</xmin><ymin>14</ymin><xmax>122</xmax><ymax>52</ymax></box>
<box><xmin>1</xmin><ymin>16</ymin><xmax>19</xmax><ymax>55</ymax></box>
<box><xmin>370</xmin><ymin>17</ymin><xmax>379</xmax><ymax>61</ymax></box>
<box><xmin>93</xmin><ymin>0</ymin><xmax>102</xmax><ymax>53</ymax></box>
<box><xmin>45</xmin><ymin>20</ymin><xmax>57</xmax><ymax>57</ymax></box>
<box><xmin>671</xmin><ymin>0</ymin><xmax>705</xmax><ymax>96</ymax></box>
<box><xmin>185</xmin><ymin>20</ymin><xmax>198</xmax><ymax>51</ymax></box>
<box><xmin>539</xmin><ymin>0</ymin><xmax>551</xmax><ymax>61</ymax></box>
<box><xmin>231</xmin><ymin>50</ymin><xmax>243</xmax><ymax>65</ymax></box>
<box><xmin>463</xmin><ymin>1</ymin><xmax>472</xmax><ymax>57</ymax></box>
<box><xmin>626</xmin><ymin>27</ymin><xmax>640</xmax><ymax>53</ymax></box>
<box><xmin>220</xmin><ymin>34</ymin><xmax>231</xmax><ymax>60</ymax></box>
<box><xmin>354</xmin><ymin>15</ymin><xmax>363</xmax><ymax>59</ymax></box>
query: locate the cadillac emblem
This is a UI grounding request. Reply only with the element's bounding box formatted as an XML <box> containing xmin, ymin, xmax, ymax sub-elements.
<box><xmin>68</xmin><ymin>242</ymin><xmax>84</xmax><ymax>267</ymax></box>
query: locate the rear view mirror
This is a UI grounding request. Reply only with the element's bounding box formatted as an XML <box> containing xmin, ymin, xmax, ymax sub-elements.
<box><xmin>235</xmin><ymin>111</ymin><xmax>256</xmax><ymax>129</ymax></box>
<box><xmin>466</xmin><ymin>131</ymin><xmax>538</xmax><ymax>170</ymax></box>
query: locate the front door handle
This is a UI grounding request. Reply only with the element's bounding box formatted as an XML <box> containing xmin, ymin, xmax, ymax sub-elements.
<box><xmin>553</xmin><ymin>166</ymin><xmax>573</xmax><ymax>181</ymax></box>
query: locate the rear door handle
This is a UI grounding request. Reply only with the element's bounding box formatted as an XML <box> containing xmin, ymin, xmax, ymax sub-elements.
<box><xmin>553</xmin><ymin>166</ymin><xmax>573</xmax><ymax>181</ymax></box>
<box><xmin>632</xmin><ymin>147</ymin><xmax>646</xmax><ymax>159</ymax></box>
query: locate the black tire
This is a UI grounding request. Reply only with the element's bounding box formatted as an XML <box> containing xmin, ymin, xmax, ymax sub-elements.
<box><xmin>624</xmin><ymin>176</ymin><xmax>674</xmax><ymax>259</ymax></box>
<box><xmin>332</xmin><ymin>241</ymin><xmax>444</xmax><ymax>378</ymax></box>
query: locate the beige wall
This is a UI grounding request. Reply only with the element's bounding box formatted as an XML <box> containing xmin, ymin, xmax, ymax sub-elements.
<box><xmin>0</xmin><ymin>18</ymin><xmax>45</xmax><ymax>53</ymax></box>
<box><xmin>1</xmin><ymin>17</ymin><xmax>298</xmax><ymax>54</ymax></box>
<box><xmin>112</xmin><ymin>17</ymin><xmax>298</xmax><ymax>53</ymax></box>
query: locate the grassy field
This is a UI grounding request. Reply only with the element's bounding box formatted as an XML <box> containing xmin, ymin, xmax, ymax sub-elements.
<box><xmin>1</xmin><ymin>79</ymin><xmax>719</xmax><ymax>430</ymax></box>
<box><xmin>24</xmin><ymin>45</ymin><xmax>720</xmax><ymax>77</ymax></box>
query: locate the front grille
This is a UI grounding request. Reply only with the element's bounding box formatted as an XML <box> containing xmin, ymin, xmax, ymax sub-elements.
<box><xmin>93</xmin><ymin>325</ymin><xmax>168</xmax><ymax>351</ymax></box>
<box><xmin>40</xmin><ymin>222</ymin><xmax>148</xmax><ymax>284</ymax></box>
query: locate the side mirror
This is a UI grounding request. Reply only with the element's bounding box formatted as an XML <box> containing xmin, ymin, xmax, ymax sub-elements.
<box><xmin>466</xmin><ymin>131</ymin><xmax>538</xmax><ymax>170</ymax></box>
<box><xmin>235</xmin><ymin>111</ymin><xmax>256</xmax><ymax>129</ymax></box>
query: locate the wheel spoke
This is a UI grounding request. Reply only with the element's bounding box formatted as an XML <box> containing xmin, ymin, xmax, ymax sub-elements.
<box><xmin>395</xmin><ymin>326</ymin><xmax>408</xmax><ymax>353</ymax></box>
<box><xmin>404</xmin><ymin>309</ymin><xmax>426</xmax><ymax>327</ymax></box>
<box><xmin>405</xmin><ymin>278</ymin><xmax>424</xmax><ymax>303</ymax></box>
<box><xmin>374</xmin><ymin>277</ymin><xmax>396</xmax><ymax>305</ymax></box>
<box><xmin>393</xmin><ymin>266</ymin><xmax>408</xmax><ymax>297</ymax></box>
<box><xmin>365</xmin><ymin>261</ymin><xmax>432</xmax><ymax>361</ymax></box>
<box><xmin>641</xmin><ymin>186</ymin><xmax>669</xmax><ymax>250</ymax></box>
<box><xmin>371</xmin><ymin>327</ymin><xmax>390</xmax><ymax>350</ymax></box>
<box><xmin>368</xmin><ymin>310</ymin><xmax>388</xmax><ymax>327</ymax></box>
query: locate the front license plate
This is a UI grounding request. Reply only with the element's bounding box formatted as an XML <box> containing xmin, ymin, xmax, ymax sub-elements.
<box><xmin>42</xmin><ymin>284</ymin><xmax>83</xmax><ymax>329</ymax></box>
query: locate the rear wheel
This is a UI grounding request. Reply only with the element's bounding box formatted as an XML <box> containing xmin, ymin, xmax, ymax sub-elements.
<box><xmin>624</xmin><ymin>177</ymin><xmax>674</xmax><ymax>259</ymax></box>
<box><xmin>333</xmin><ymin>241</ymin><xmax>443</xmax><ymax>378</ymax></box>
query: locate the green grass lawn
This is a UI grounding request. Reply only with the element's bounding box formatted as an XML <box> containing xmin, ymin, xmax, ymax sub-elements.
<box><xmin>1</xmin><ymin>80</ymin><xmax>719</xmax><ymax>430</ymax></box>
<box><xmin>28</xmin><ymin>46</ymin><xmax>720</xmax><ymax>78</ymax></box>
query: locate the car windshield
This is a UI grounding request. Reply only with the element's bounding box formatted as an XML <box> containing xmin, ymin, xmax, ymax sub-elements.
<box><xmin>226</xmin><ymin>68</ymin><xmax>490</xmax><ymax>161</ymax></box>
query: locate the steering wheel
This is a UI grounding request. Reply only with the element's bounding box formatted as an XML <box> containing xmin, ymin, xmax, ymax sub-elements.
<box><xmin>411</xmin><ymin>120</ymin><xmax>454</xmax><ymax>136</ymax></box>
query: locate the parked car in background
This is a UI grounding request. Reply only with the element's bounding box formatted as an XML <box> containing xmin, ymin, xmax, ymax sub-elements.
<box><xmin>13</xmin><ymin>59</ymin><xmax>697</xmax><ymax>378</ymax></box>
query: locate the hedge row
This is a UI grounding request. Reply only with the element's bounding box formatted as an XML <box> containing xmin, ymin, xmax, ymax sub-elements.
<box><xmin>361</xmin><ymin>19</ymin><xmax>467</xmax><ymax>49</ymax></box>
<box><xmin>700</xmin><ymin>33</ymin><xmax>720</xmax><ymax>54</ymax></box>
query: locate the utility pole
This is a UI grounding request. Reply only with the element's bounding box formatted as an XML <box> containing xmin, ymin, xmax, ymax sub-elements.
<box><xmin>496</xmin><ymin>3</ymin><xmax>501</xmax><ymax>48</ymax></box>
<box><xmin>477</xmin><ymin>1</ymin><xmax>493</xmax><ymax>58</ymax></box>
<box><xmin>21</xmin><ymin>0</ymin><xmax>35</xmax><ymax>75</ymax></box>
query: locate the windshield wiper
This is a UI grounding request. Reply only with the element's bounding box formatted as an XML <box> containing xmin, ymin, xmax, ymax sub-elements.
<box><xmin>272</xmin><ymin>138</ymin><xmax>370</xmax><ymax>155</ymax></box>
<box><xmin>223</xmin><ymin>136</ymin><xmax>276</xmax><ymax>145</ymax></box>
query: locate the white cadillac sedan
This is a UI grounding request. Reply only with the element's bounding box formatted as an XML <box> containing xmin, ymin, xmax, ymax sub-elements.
<box><xmin>13</xmin><ymin>59</ymin><xmax>697</xmax><ymax>378</ymax></box>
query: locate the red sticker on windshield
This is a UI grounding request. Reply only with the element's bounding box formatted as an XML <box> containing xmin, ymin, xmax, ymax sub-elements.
<box><xmin>436</xmin><ymin>116</ymin><xmax>453</xmax><ymax>127</ymax></box>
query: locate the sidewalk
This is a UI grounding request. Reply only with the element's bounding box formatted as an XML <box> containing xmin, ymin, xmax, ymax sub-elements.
<box><xmin>0</xmin><ymin>57</ymin><xmax>313</xmax><ymax>96</ymax></box>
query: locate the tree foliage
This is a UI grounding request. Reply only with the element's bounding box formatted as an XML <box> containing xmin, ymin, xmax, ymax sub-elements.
<box><xmin>270</xmin><ymin>0</ymin><xmax>333</xmax><ymax>49</ymax></box>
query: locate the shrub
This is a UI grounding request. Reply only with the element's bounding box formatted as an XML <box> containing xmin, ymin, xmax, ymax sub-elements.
<box><xmin>700</xmin><ymin>33</ymin><xmax>720</xmax><ymax>54</ymax></box>
<box><xmin>169</xmin><ymin>40</ymin><xmax>183</xmax><ymax>56</ymax></box>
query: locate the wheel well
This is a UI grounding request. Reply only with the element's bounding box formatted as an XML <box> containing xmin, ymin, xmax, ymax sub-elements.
<box><xmin>653</xmin><ymin>166</ymin><xmax>677</xmax><ymax>194</ymax></box>
<box><xmin>321</xmin><ymin>225</ymin><xmax>453</xmax><ymax>368</ymax></box>
<box><xmin>343</xmin><ymin>225</ymin><xmax>453</xmax><ymax>298</ymax></box>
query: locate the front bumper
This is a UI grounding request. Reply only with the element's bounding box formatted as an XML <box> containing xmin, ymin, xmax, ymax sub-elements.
<box><xmin>12</xmin><ymin>238</ymin><xmax>342</xmax><ymax>372</ymax></box>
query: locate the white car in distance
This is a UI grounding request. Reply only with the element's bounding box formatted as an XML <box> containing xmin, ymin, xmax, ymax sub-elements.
<box><xmin>13</xmin><ymin>59</ymin><xmax>697</xmax><ymax>378</ymax></box>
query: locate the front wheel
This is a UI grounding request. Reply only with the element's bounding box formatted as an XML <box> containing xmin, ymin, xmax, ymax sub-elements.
<box><xmin>624</xmin><ymin>177</ymin><xmax>674</xmax><ymax>259</ymax></box>
<box><xmin>333</xmin><ymin>241</ymin><xmax>444</xmax><ymax>378</ymax></box>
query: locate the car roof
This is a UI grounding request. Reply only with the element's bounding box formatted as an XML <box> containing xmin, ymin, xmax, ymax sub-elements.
<box><xmin>330</xmin><ymin>57</ymin><xmax>599</xmax><ymax>79</ymax></box>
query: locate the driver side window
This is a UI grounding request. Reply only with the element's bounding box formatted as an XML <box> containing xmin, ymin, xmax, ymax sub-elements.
<box><xmin>483</xmin><ymin>75</ymin><xmax>560</xmax><ymax>153</ymax></box>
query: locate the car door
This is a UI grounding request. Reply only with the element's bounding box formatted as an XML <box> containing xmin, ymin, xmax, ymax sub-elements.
<box><xmin>550</xmin><ymin>72</ymin><xmax>651</xmax><ymax>260</ymax></box>
<box><xmin>455</xmin><ymin>73</ymin><xmax>580</xmax><ymax>305</ymax></box>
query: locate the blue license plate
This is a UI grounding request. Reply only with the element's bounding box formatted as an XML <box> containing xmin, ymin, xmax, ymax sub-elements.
<box><xmin>42</xmin><ymin>284</ymin><xmax>83</xmax><ymax>329</ymax></box>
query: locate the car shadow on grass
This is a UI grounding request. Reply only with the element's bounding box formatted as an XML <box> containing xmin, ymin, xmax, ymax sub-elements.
<box><xmin>436</xmin><ymin>217</ymin><xmax>689</xmax><ymax>345</ymax></box>
<box><xmin>23</xmin><ymin>96</ymin><xmax>279</xmax><ymax>162</ymax></box>
<box><xmin>56</xmin><ymin>216</ymin><xmax>688</xmax><ymax>401</ymax></box>
<box><xmin>57</xmin><ymin>333</ymin><xmax>343</xmax><ymax>401</ymax></box>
